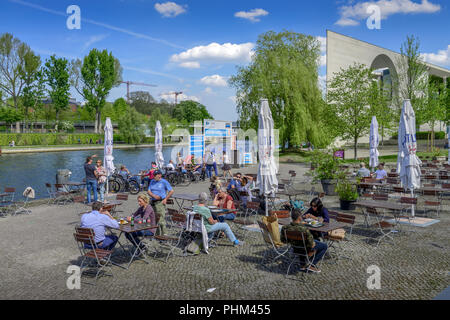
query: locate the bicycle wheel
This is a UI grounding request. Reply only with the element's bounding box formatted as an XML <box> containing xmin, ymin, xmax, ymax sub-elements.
<box><xmin>128</xmin><ymin>180</ymin><xmax>140</xmax><ymax>195</ymax></box>
<box><xmin>108</xmin><ymin>179</ymin><xmax>121</xmax><ymax>193</ymax></box>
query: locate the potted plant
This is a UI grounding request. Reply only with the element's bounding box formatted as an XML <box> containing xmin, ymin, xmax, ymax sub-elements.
<box><xmin>312</xmin><ymin>151</ymin><xmax>340</xmax><ymax>196</ymax></box>
<box><xmin>335</xmin><ymin>177</ymin><xmax>359</xmax><ymax>210</ymax></box>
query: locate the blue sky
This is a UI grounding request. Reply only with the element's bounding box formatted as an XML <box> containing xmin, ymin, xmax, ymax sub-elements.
<box><xmin>1</xmin><ymin>0</ymin><xmax>449</xmax><ymax>121</ymax></box>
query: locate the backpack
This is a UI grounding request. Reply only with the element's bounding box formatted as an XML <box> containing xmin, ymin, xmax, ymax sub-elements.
<box><xmin>228</xmin><ymin>188</ymin><xmax>240</xmax><ymax>201</ymax></box>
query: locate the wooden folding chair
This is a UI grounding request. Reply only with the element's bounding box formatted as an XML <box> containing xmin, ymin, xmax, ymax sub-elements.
<box><xmin>73</xmin><ymin>228</ymin><xmax>114</xmax><ymax>283</ymax></box>
<box><xmin>283</xmin><ymin>230</ymin><xmax>318</xmax><ymax>278</ymax></box>
<box><xmin>423</xmin><ymin>200</ymin><xmax>441</xmax><ymax>218</ymax></box>
<box><xmin>153</xmin><ymin>214</ymin><xmax>187</xmax><ymax>262</ymax></box>
<box><xmin>366</xmin><ymin>207</ymin><xmax>395</xmax><ymax>247</ymax></box>
<box><xmin>257</xmin><ymin>221</ymin><xmax>290</xmax><ymax>270</ymax></box>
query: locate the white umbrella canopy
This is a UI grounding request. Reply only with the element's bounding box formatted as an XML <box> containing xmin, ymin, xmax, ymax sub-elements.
<box><xmin>369</xmin><ymin>116</ymin><xmax>380</xmax><ymax>170</ymax></box>
<box><xmin>155</xmin><ymin>121</ymin><xmax>165</xmax><ymax>169</ymax></box>
<box><xmin>257</xmin><ymin>99</ymin><xmax>278</xmax><ymax>216</ymax></box>
<box><xmin>103</xmin><ymin>118</ymin><xmax>115</xmax><ymax>176</ymax></box>
<box><xmin>397</xmin><ymin>100</ymin><xmax>422</xmax><ymax>216</ymax></box>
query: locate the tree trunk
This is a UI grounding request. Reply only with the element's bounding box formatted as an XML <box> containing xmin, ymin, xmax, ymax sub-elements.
<box><xmin>381</xmin><ymin>125</ymin><xmax>384</xmax><ymax>147</ymax></box>
<box><xmin>354</xmin><ymin>137</ymin><xmax>358</xmax><ymax>160</ymax></box>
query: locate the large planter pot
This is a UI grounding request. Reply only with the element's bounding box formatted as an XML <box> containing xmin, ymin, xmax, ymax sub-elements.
<box><xmin>321</xmin><ymin>179</ymin><xmax>337</xmax><ymax>196</ymax></box>
<box><xmin>339</xmin><ymin>199</ymin><xmax>357</xmax><ymax>211</ymax></box>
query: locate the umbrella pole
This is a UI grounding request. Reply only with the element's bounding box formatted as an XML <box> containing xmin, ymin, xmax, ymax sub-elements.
<box><xmin>411</xmin><ymin>189</ymin><xmax>415</xmax><ymax>218</ymax></box>
<box><xmin>265</xmin><ymin>195</ymin><xmax>268</xmax><ymax>217</ymax></box>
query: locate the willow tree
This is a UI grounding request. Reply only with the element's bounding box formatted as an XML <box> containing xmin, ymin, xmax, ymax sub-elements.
<box><xmin>229</xmin><ymin>31</ymin><xmax>328</xmax><ymax>150</ymax></box>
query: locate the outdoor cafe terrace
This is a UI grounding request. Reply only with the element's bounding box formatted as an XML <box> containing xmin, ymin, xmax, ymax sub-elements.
<box><xmin>0</xmin><ymin>161</ymin><xmax>448</xmax><ymax>300</ymax></box>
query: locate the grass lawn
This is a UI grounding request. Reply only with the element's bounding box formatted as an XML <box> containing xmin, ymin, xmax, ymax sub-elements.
<box><xmin>279</xmin><ymin>149</ymin><xmax>448</xmax><ymax>164</ymax></box>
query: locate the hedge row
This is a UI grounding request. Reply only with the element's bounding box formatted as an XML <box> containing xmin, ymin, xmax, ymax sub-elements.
<box><xmin>391</xmin><ymin>131</ymin><xmax>446</xmax><ymax>140</ymax></box>
<box><xmin>0</xmin><ymin>133</ymin><xmax>103</xmax><ymax>146</ymax></box>
<box><xmin>0</xmin><ymin>133</ymin><xmax>158</xmax><ymax>146</ymax></box>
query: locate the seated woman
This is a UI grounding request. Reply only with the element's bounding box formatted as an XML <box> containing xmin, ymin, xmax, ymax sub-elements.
<box><xmin>125</xmin><ymin>193</ymin><xmax>157</xmax><ymax>250</ymax></box>
<box><xmin>209</xmin><ymin>176</ymin><xmax>222</xmax><ymax>198</ymax></box>
<box><xmin>194</xmin><ymin>192</ymin><xmax>242</xmax><ymax>246</ymax></box>
<box><xmin>302</xmin><ymin>197</ymin><xmax>330</xmax><ymax>240</ymax></box>
<box><xmin>239</xmin><ymin>175</ymin><xmax>254</xmax><ymax>208</ymax></box>
<box><xmin>119</xmin><ymin>165</ymin><xmax>131</xmax><ymax>180</ymax></box>
<box><xmin>213</xmin><ymin>188</ymin><xmax>236</xmax><ymax>222</ymax></box>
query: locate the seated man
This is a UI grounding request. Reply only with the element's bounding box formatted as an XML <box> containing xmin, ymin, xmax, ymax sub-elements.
<box><xmin>227</xmin><ymin>173</ymin><xmax>242</xmax><ymax>191</ymax></box>
<box><xmin>281</xmin><ymin>209</ymin><xmax>328</xmax><ymax>273</ymax></box>
<box><xmin>194</xmin><ymin>192</ymin><xmax>243</xmax><ymax>246</ymax></box>
<box><xmin>356</xmin><ymin>162</ymin><xmax>371</xmax><ymax>178</ymax></box>
<box><xmin>166</xmin><ymin>160</ymin><xmax>176</xmax><ymax>171</ymax></box>
<box><xmin>213</xmin><ymin>188</ymin><xmax>236</xmax><ymax>222</ymax></box>
<box><xmin>80</xmin><ymin>201</ymin><xmax>119</xmax><ymax>250</ymax></box>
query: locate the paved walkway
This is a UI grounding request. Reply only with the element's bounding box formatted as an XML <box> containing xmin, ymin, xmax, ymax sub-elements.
<box><xmin>0</xmin><ymin>163</ymin><xmax>448</xmax><ymax>300</ymax></box>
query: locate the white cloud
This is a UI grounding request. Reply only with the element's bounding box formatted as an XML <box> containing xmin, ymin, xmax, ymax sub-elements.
<box><xmin>199</xmin><ymin>75</ymin><xmax>228</xmax><ymax>87</ymax></box>
<box><xmin>319</xmin><ymin>55</ymin><xmax>327</xmax><ymax>67</ymax></box>
<box><xmin>82</xmin><ymin>34</ymin><xmax>109</xmax><ymax>52</ymax></box>
<box><xmin>336</xmin><ymin>0</ymin><xmax>441</xmax><ymax>26</ymax></box>
<box><xmin>155</xmin><ymin>2</ymin><xmax>187</xmax><ymax>18</ymax></box>
<box><xmin>229</xmin><ymin>96</ymin><xmax>237</xmax><ymax>104</ymax></box>
<box><xmin>159</xmin><ymin>92</ymin><xmax>200</xmax><ymax>103</ymax></box>
<box><xmin>234</xmin><ymin>8</ymin><xmax>269</xmax><ymax>22</ymax></box>
<box><xmin>170</xmin><ymin>42</ymin><xmax>255</xmax><ymax>68</ymax></box>
<box><xmin>178</xmin><ymin>61</ymin><xmax>200</xmax><ymax>69</ymax></box>
<box><xmin>421</xmin><ymin>45</ymin><xmax>450</xmax><ymax>67</ymax></box>
<box><xmin>317</xmin><ymin>36</ymin><xmax>327</xmax><ymax>53</ymax></box>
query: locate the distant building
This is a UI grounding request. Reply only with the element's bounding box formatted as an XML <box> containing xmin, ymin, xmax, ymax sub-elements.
<box><xmin>42</xmin><ymin>97</ymin><xmax>81</xmax><ymax>112</ymax></box>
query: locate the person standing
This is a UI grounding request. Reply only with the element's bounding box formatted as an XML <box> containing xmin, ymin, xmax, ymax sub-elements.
<box><xmin>205</xmin><ymin>150</ymin><xmax>215</xmax><ymax>179</ymax></box>
<box><xmin>95</xmin><ymin>159</ymin><xmax>108</xmax><ymax>203</ymax></box>
<box><xmin>222</xmin><ymin>151</ymin><xmax>232</xmax><ymax>178</ymax></box>
<box><xmin>212</xmin><ymin>152</ymin><xmax>219</xmax><ymax>177</ymax></box>
<box><xmin>84</xmin><ymin>155</ymin><xmax>98</xmax><ymax>203</ymax></box>
<box><xmin>147</xmin><ymin>170</ymin><xmax>174</xmax><ymax>236</ymax></box>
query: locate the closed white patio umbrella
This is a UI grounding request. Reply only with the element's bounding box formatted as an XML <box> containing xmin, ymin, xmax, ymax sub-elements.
<box><xmin>369</xmin><ymin>116</ymin><xmax>380</xmax><ymax>171</ymax></box>
<box><xmin>397</xmin><ymin>100</ymin><xmax>422</xmax><ymax>217</ymax></box>
<box><xmin>257</xmin><ymin>99</ymin><xmax>278</xmax><ymax>216</ymax></box>
<box><xmin>155</xmin><ymin>121</ymin><xmax>165</xmax><ymax>170</ymax></box>
<box><xmin>104</xmin><ymin>118</ymin><xmax>115</xmax><ymax>196</ymax></box>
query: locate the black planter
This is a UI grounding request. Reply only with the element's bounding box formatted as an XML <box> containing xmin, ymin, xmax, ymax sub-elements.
<box><xmin>321</xmin><ymin>179</ymin><xmax>337</xmax><ymax>196</ymax></box>
<box><xmin>340</xmin><ymin>199</ymin><xmax>356</xmax><ymax>211</ymax></box>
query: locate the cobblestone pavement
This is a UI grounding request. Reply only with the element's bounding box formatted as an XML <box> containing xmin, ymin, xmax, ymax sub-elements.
<box><xmin>0</xmin><ymin>163</ymin><xmax>448</xmax><ymax>300</ymax></box>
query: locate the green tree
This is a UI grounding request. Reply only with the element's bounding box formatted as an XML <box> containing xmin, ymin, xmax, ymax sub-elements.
<box><xmin>21</xmin><ymin>50</ymin><xmax>45</xmax><ymax>132</ymax></box>
<box><xmin>44</xmin><ymin>55</ymin><xmax>71</xmax><ymax>129</ymax></box>
<box><xmin>173</xmin><ymin>100</ymin><xmax>213</xmax><ymax>124</ymax></box>
<box><xmin>229</xmin><ymin>30</ymin><xmax>327</xmax><ymax>149</ymax></box>
<box><xmin>368</xmin><ymin>80</ymin><xmax>395</xmax><ymax>146</ymax></box>
<box><xmin>424</xmin><ymin>80</ymin><xmax>446</xmax><ymax>151</ymax></box>
<box><xmin>70</xmin><ymin>49</ymin><xmax>122</xmax><ymax>133</ymax></box>
<box><xmin>0</xmin><ymin>33</ymin><xmax>34</xmax><ymax>132</ymax></box>
<box><xmin>325</xmin><ymin>63</ymin><xmax>373</xmax><ymax>160</ymax></box>
<box><xmin>0</xmin><ymin>106</ymin><xmax>23</xmax><ymax>129</ymax></box>
<box><xmin>117</xmin><ymin>107</ymin><xmax>145</xmax><ymax>144</ymax></box>
<box><xmin>392</xmin><ymin>35</ymin><xmax>429</xmax><ymax>126</ymax></box>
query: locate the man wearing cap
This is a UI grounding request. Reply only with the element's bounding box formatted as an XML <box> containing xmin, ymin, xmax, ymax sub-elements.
<box><xmin>147</xmin><ymin>170</ymin><xmax>174</xmax><ymax>236</ymax></box>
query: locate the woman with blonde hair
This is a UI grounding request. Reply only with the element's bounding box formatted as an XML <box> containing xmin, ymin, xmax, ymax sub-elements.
<box><xmin>125</xmin><ymin>193</ymin><xmax>157</xmax><ymax>250</ymax></box>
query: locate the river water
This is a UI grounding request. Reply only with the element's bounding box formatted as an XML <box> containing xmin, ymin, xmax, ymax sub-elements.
<box><xmin>0</xmin><ymin>147</ymin><xmax>178</xmax><ymax>200</ymax></box>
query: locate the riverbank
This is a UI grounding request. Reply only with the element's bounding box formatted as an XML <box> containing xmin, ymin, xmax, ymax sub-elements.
<box><xmin>0</xmin><ymin>143</ymin><xmax>187</xmax><ymax>154</ymax></box>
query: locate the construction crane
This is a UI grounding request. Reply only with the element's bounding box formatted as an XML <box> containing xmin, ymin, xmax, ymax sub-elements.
<box><xmin>121</xmin><ymin>81</ymin><xmax>157</xmax><ymax>102</ymax></box>
<box><xmin>162</xmin><ymin>91</ymin><xmax>183</xmax><ymax>105</ymax></box>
